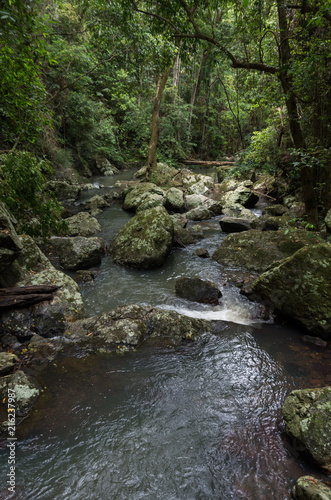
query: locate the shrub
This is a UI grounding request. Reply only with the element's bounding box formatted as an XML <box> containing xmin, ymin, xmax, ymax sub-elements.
<box><xmin>0</xmin><ymin>151</ymin><xmax>66</xmax><ymax>238</ymax></box>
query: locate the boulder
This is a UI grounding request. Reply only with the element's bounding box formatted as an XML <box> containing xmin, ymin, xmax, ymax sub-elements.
<box><xmin>262</xmin><ymin>204</ymin><xmax>288</xmax><ymax>217</ymax></box>
<box><xmin>49</xmin><ymin>236</ymin><xmax>106</xmax><ymax>271</ymax></box>
<box><xmin>220</xmin><ymin>217</ymin><xmax>252</xmax><ymax>233</ymax></box>
<box><xmin>0</xmin><ymin>235</ymin><xmax>85</xmax><ymax>339</ymax></box>
<box><xmin>252</xmin><ymin>244</ymin><xmax>331</xmax><ymax>338</ymax></box>
<box><xmin>63</xmin><ymin>212</ymin><xmax>101</xmax><ymax>237</ymax></box>
<box><xmin>111</xmin><ymin>206</ymin><xmax>174</xmax><ymax>269</ymax></box>
<box><xmin>170</xmin><ymin>214</ymin><xmax>188</xmax><ymax>230</ymax></box>
<box><xmin>325</xmin><ymin>209</ymin><xmax>331</xmax><ymax>233</ymax></box>
<box><xmin>222</xmin><ymin>203</ymin><xmax>258</xmax><ymax>222</ymax></box>
<box><xmin>282</xmin><ymin>387</ymin><xmax>331</xmax><ymax>471</ymax></box>
<box><xmin>165</xmin><ymin>187</ymin><xmax>185</xmax><ymax>212</ymax></box>
<box><xmin>194</xmin><ymin>248</ymin><xmax>210</xmax><ymax>258</ymax></box>
<box><xmin>85</xmin><ymin>194</ymin><xmax>109</xmax><ymax>211</ymax></box>
<box><xmin>220</xmin><ymin>180</ymin><xmax>259</xmax><ymax>208</ymax></box>
<box><xmin>174</xmin><ymin>228</ymin><xmax>196</xmax><ymax>247</ymax></box>
<box><xmin>0</xmin><ymin>370</ymin><xmax>40</xmax><ymax>417</ymax></box>
<box><xmin>45</xmin><ymin>180</ymin><xmax>81</xmax><ymax>201</ymax></box>
<box><xmin>66</xmin><ymin>304</ymin><xmax>213</xmax><ymax>348</ymax></box>
<box><xmin>175</xmin><ymin>277</ymin><xmax>222</xmax><ymax>305</ymax></box>
<box><xmin>291</xmin><ymin>476</ymin><xmax>331</xmax><ymax>500</ymax></box>
<box><xmin>0</xmin><ymin>352</ymin><xmax>18</xmax><ymax>376</ymax></box>
<box><xmin>122</xmin><ymin>183</ymin><xmax>165</xmax><ymax>213</ymax></box>
<box><xmin>185</xmin><ymin>200</ymin><xmax>223</xmax><ymax>221</ymax></box>
<box><xmin>0</xmin><ymin>203</ymin><xmax>22</xmax><ymax>273</ymax></box>
<box><xmin>95</xmin><ymin>157</ymin><xmax>120</xmax><ymax>176</ymax></box>
<box><xmin>185</xmin><ymin>194</ymin><xmax>209</xmax><ymax>210</ymax></box>
<box><xmin>212</xmin><ymin>229</ymin><xmax>320</xmax><ymax>273</ymax></box>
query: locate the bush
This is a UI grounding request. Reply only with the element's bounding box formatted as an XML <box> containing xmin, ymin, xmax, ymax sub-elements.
<box><xmin>0</xmin><ymin>151</ymin><xmax>66</xmax><ymax>238</ymax></box>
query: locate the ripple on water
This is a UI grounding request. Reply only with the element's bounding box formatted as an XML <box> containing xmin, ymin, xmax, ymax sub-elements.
<box><xmin>3</xmin><ymin>325</ymin><xmax>322</xmax><ymax>500</ymax></box>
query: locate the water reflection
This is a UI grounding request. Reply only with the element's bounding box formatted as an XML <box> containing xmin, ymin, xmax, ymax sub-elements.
<box><xmin>1</xmin><ymin>324</ymin><xmax>325</xmax><ymax>500</ymax></box>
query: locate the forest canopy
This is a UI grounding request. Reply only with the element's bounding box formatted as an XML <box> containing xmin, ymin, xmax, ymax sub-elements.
<box><xmin>0</xmin><ymin>0</ymin><xmax>330</xmax><ymax>228</ymax></box>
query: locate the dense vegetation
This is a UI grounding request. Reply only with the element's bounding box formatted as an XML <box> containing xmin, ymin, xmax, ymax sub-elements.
<box><xmin>0</xmin><ymin>0</ymin><xmax>330</xmax><ymax>232</ymax></box>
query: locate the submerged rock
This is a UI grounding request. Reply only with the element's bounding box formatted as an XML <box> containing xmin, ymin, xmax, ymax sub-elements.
<box><xmin>212</xmin><ymin>229</ymin><xmax>320</xmax><ymax>273</ymax></box>
<box><xmin>282</xmin><ymin>387</ymin><xmax>331</xmax><ymax>472</ymax></box>
<box><xmin>252</xmin><ymin>244</ymin><xmax>331</xmax><ymax>338</ymax></box>
<box><xmin>175</xmin><ymin>277</ymin><xmax>222</xmax><ymax>305</ymax></box>
<box><xmin>66</xmin><ymin>304</ymin><xmax>213</xmax><ymax>349</ymax></box>
<box><xmin>194</xmin><ymin>248</ymin><xmax>210</xmax><ymax>258</ymax></box>
<box><xmin>63</xmin><ymin>212</ymin><xmax>101</xmax><ymax>237</ymax></box>
<box><xmin>111</xmin><ymin>206</ymin><xmax>174</xmax><ymax>269</ymax></box>
<box><xmin>291</xmin><ymin>476</ymin><xmax>331</xmax><ymax>500</ymax></box>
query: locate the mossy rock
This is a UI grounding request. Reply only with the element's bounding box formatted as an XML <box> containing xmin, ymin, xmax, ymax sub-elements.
<box><xmin>292</xmin><ymin>476</ymin><xmax>331</xmax><ymax>499</ymax></box>
<box><xmin>122</xmin><ymin>182</ymin><xmax>165</xmax><ymax>213</ymax></box>
<box><xmin>111</xmin><ymin>206</ymin><xmax>174</xmax><ymax>269</ymax></box>
<box><xmin>212</xmin><ymin>229</ymin><xmax>321</xmax><ymax>273</ymax></box>
<box><xmin>282</xmin><ymin>387</ymin><xmax>331</xmax><ymax>471</ymax></box>
<box><xmin>66</xmin><ymin>304</ymin><xmax>213</xmax><ymax>349</ymax></box>
<box><xmin>0</xmin><ymin>235</ymin><xmax>86</xmax><ymax>339</ymax></box>
<box><xmin>63</xmin><ymin>212</ymin><xmax>101</xmax><ymax>237</ymax></box>
<box><xmin>252</xmin><ymin>243</ymin><xmax>331</xmax><ymax>338</ymax></box>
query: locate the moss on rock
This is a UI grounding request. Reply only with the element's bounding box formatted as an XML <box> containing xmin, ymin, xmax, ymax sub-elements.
<box><xmin>111</xmin><ymin>206</ymin><xmax>174</xmax><ymax>269</ymax></box>
<box><xmin>252</xmin><ymin>243</ymin><xmax>331</xmax><ymax>337</ymax></box>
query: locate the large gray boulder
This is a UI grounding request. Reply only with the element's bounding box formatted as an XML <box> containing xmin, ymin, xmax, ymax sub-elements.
<box><xmin>219</xmin><ymin>179</ymin><xmax>259</xmax><ymax>208</ymax></box>
<box><xmin>212</xmin><ymin>229</ymin><xmax>320</xmax><ymax>273</ymax></box>
<box><xmin>165</xmin><ymin>187</ymin><xmax>185</xmax><ymax>212</ymax></box>
<box><xmin>45</xmin><ymin>180</ymin><xmax>81</xmax><ymax>201</ymax></box>
<box><xmin>252</xmin><ymin>243</ymin><xmax>331</xmax><ymax>338</ymax></box>
<box><xmin>282</xmin><ymin>387</ymin><xmax>331</xmax><ymax>472</ymax></box>
<box><xmin>111</xmin><ymin>206</ymin><xmax>174</xmax><ymax>269</ymax></box>
<box><xmin>292</xmin><ymin>476</ymin><xmax>331</xmax><ymax>499</ymax></box>
<box><xmin>175</xmin><ymin>277</ymin><xmax>222</xmax><ymax>305</ymax></box>
<box><xmin>0</xmin><ymin>235</ymin><xmax>85</xmax><ymax>339</ymax></box>
<box><xmin>122</xmin><ymin>183</ymin><xmax>165</xmax><ymax>213</ymax></box>
<box><xmin>64</xmin><ymin>212</ymin><xmax>101</xmax><ymax>237</ymax></box>
<box><xmin>66</xmin><ymin>304</ymin><xmax>213</xmax><ymax>349</ymax></box>
<box><xmin>49</xmin><ymin>236</ymin><xmax>106</xmax><ymax>271</ymax></box>
<box><xmin>0</xmin><ymin>203</ymin><xmax>22</xmax><ymax>273</ymax></box>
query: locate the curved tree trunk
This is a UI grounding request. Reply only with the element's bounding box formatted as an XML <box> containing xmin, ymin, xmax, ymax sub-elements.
<box><xmin>146</xmin><ymin>67</ymin><xmax>172</xmax><ymax>180</ymax></box>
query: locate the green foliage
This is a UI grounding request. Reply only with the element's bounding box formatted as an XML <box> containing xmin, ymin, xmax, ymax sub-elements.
<box><xmin>0</xmin><ymin>152</ymin><xmax>66</xmax><ymax>238</ymax></box>
<box><xmin>235</xmin><ymin>125</ymin><xmax>282</xmax><ymax>176</ymax></box>
<box><xmin>0</xmin><ymin>0</ymin><xmax>50</xmax><ymax>145</ymax></box>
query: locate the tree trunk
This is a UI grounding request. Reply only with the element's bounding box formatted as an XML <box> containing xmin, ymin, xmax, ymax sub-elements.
<box><xmin>146</xmin><ymin>67</ymin><xmax>172</xmax><ymax>180</ymax></box>
<box><xmin>277</xmin><ymin>0</ymin><xmax>318</xmax><ymax>226</ymax></box>
<box><xmin>189</xmin><ymin>50</ymin><xmax>209</xmax><ymax>130</ymax></box>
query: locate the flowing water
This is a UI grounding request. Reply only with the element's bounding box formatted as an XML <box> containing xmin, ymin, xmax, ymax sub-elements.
<box><xmin>1</xmin><ymin>170</ymin><xmax>330</xmax><ymax>500</ymax></box>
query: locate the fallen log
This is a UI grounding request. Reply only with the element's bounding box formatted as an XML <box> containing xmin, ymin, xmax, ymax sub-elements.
<box><xmin>179</xmin><ymin>159</ymin><xmax>235</xmax><ymax>167</ymax></box>
<box><xmin>0</xmin><ymin>285</ymin><xmax>60</xmax><ymax>312</ymax></box>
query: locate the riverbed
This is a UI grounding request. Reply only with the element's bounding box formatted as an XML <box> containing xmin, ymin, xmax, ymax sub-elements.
<box><xmin>1</xmin><ymin>169</ymin><xmax>329</xmax><ymax>500</ymax></box>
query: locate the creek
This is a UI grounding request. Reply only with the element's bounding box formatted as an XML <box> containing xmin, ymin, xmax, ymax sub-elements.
<box><xmin>1</xmin><ymin>170</ymin><xmax>328</xmax><ymax>500</ymax></box>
